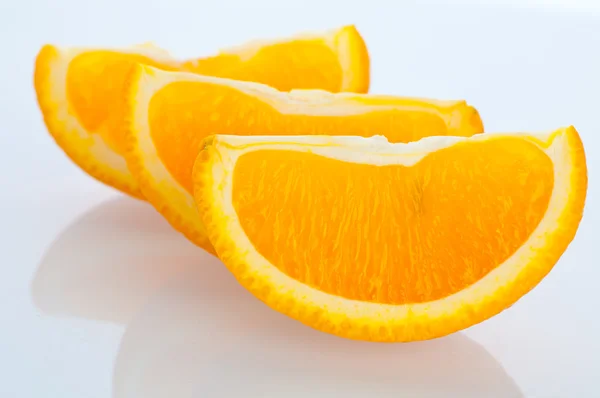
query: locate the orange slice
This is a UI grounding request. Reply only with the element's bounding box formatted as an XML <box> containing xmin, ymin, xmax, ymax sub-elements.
<box><xmin>33</xmin><ymin>25</ymin><xmax>369</xmax><ymax>198</ymax></box>
<box><xmin>192</xmin><ymin>127</ymin><xmax>587</xmax><ymax>342</ymax></box>
<box><xmin>122</xmin><ymin>65</ymin><xmax>484</xmax><ymax>254</ymax></box>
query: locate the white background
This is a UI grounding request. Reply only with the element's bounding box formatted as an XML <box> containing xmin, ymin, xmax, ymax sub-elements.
<box><xmin>1</xmin><ymin>0</ymin><xmax>599</xmax><ymax>397</ymax></box>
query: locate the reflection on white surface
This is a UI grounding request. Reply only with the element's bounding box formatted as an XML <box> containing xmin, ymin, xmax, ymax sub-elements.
<box><xmin>30</xmin><ymin>197</ymin><xmax>523</xmax><ymax>397</ymax></box>
<box><xmin>113</xmin><ymin>262</ymin><xmax>523</xmax><ymax>398</ymax></box>
<box><xmin>32</xmin><ymin>197</ymin><xmax>205</xmax><ymax>324</ymax></box>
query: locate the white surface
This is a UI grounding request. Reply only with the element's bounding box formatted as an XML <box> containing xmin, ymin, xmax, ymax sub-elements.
<box><xmin>1</xmin><ymin>1</ymin><xmax>599</xmax><ymax>397</ymax></box>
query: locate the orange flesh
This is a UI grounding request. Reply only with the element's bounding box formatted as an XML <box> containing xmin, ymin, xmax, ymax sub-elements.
<box><xmin>231</xmin><ymin>138</ymin><xmax>554</xmax><ymax>305</ymax></box>
<box><xmin>66</xmin><ymin>51</ymin><xmax>177</xmax><ymax>152</ymax></box>
<box><xmin>66</xmin><ymin>39</ymin><xmax>346</xmax><ymax>152</ymax></box>
<box><xmin>183</xmin><ymin>38</ymin><xmax>343</xmax><ymax>92</ymax></box>
<box><xmin>149</xmin><ymin>81</ymin><xmax>481</xmax><ymax>194</ymax></box>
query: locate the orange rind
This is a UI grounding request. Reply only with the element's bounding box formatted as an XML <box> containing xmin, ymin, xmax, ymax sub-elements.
<box><xmin>192</xmin><ymin>127</ymin><xmax>587</xmax><ymax>342</ymax></box>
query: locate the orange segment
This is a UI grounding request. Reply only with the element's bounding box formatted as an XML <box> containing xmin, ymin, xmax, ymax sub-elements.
<box><xmin>34</xmin><ymin>45</ymin><xmax>158</xmax><ymax>199</ymax></box>
<box><xmin>183</xmin><ymin>25</ymin><xmax>368</xmax><ymax>93</ymax></box>
<box><xmin>122</xmin><ymin>66</ymin><xmax>484</xmax><ymax>253</ymax></box>
<box><xmin>192</xmin><ymin>127</ymin><xmax>587</xmax><ymax>342</ymax></box>
<box><xmin>233</xmin><ymin>138</ymin><xmax>554</xmax><ymax>305</ymax></box>
<box><xmin>34</xmin><ymin>25</ymin><xmax>369</xmax><ymax>197</ymax></box>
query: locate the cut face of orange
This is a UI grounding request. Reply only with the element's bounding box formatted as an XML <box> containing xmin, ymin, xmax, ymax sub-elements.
<box><xmin>193</xmin><ymin>127</ymin><xmax>587</xmax><ymax>342</ymax></box>
<box><xmin>33</xmin><ymin>25</ymin><xmax>369</xmax><ymax>198</ymax></box>
<box><xmin>123</xmin><ymin>66</ymin><xmax>484</xmax><ymax>254</ymax></box>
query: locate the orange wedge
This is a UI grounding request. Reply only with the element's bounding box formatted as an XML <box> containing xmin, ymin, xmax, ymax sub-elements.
<box><xmin>122</xmin><ymin>65</ymin><xmax>484</xmax><ymax>254</ymax></box>
<box><xmin>192</xmin><ymin>127</ymin><xmax>587</xmax><ymax>342</ymax></box>
<box><xmin>33</xmin><ymin>25</ymin><xmax>369</xmax><ymax>198</ymax></box>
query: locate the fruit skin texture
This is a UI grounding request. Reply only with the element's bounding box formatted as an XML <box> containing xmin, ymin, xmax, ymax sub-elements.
<box><xmin>33</xmin><ymin>25</ymin><xmax>369</xmax><ymax>198</ymax></box>
<box><xmin>192</xmin><ymin>128</ymin><xmax>587</xmax><ymax>342</ymax></box>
